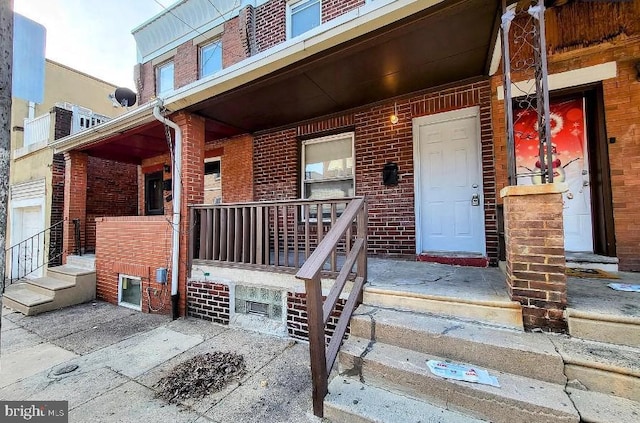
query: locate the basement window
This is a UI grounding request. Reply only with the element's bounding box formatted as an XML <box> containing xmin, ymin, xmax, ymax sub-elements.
<box><xmin>118</xmin><ymin>275</ymin><xmax>142</xmax><ymax>311</ymax></box>
<box><xmin>235</xmin><ymin>285</ymin><xmax>283</xmax><ymax>321</ymax></box>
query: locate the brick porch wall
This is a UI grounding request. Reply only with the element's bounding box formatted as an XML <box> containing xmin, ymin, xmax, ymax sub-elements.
<box><xmin>186</xmin><ymin>281</ymin><xmax>230</xmax><ymax>324</ymax></box>
<box><xmin>287</xmin><ymin>292</ymin><xmax>348</xmax><ymax>343</ymax></box>
<box><xmin>205</xmin><ymin>134</ymin><xmax>255</xmax><ymax>203</ymax></box>
<box><xmin>85</xmin><ymin>157</ymin><xmax>138</xmax><ymax>252</ymax></box>
<box><xmin>492</xmin><ymin>37</ymin><xmax>640</xmax><ymax>270</ymax></box>
<box><xmin>95</xmin><ymin>216</ymin><xmax>173</xmax><ymax>314</ymax></box>
<box><xmin>254</xmin><ymin>79</ymin><xmax>498</xmax><ymax>262</ymax></box>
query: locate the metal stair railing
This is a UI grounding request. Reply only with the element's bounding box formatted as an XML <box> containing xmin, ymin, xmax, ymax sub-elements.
<box><xmin>2</xmin><ymin>220</ymin><xmax>64</xmax><ymax>293</ymax></box>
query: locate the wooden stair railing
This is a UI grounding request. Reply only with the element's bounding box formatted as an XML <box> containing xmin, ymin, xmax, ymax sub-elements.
<box><xmin>295</xmin><ymin>196</ymin><xmax>367</xmax><ymax>418</ymax></box>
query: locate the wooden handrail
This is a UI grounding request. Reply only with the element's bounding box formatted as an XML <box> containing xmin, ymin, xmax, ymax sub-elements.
<box><xmin>295</xmin><ymin>196</ymin><xmax>367</xmax><ymax>418</ymax></box>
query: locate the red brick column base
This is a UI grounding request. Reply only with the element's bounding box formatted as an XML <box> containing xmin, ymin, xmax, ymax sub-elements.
<box><xmin>501</xmin><ymin>183</ymin><xmax>569</xmax><ymax>332</ymax></box>
<box><xmin>62</xmin><ymin>151</ymin><xmax>88</xmax><ymax>262</ymax></box>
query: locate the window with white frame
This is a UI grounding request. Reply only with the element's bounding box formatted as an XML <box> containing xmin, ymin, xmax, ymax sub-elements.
<box><xmin>302</xmin><ymin>132</ymin><xmax>355</xmax><ymax>208</ymax></box>
<box><xmin>287</xmin><ymin>0</ymin><xmax>321</xmax><ymax>39</ymax></box>
<box><xmin>156</xmin><ymin>61</ymin><xmax>174</xmax><ymax>95</ymax></box>
<box><xmin>200</xmin><ymin>40</ymin><xmax>223</xmax><ymax>78</ymax></box>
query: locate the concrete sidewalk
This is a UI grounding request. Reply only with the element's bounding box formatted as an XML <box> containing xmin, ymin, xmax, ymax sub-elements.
<box><xmin>1</xmin><ymin>301</ymin><xmax>320</xmax><ymax>423</ymax></box>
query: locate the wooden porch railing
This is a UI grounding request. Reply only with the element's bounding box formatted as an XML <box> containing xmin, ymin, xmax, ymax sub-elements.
<box><xmin>295</xmin><ymin>197</ymin><xmax>367</xmax><ymax>418</ymax></box>
<box><xmin>189</xmin><ymin>198</ymin><xmax>360</xmax><ymax>273</ymax></box>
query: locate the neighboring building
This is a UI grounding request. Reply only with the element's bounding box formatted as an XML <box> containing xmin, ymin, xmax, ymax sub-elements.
<box><xmin>7</xmin><ymin>59</ymin><xmax>134</xmax><ymax>280</ymax></box>
<box><xmin>49</xmin><ymin>0</ymin><xmax>639</xmax><ymax>335</ymax></box>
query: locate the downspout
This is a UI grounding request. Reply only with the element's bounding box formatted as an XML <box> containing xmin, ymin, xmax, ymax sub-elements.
<box><xmin>152</xmin><ymin>100</ymin><xmax>182</xmax><ymax>320</ymax></box>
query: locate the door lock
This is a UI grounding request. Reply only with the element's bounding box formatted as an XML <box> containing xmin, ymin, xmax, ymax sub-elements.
<box><xmin>471</xmin><ymin>193</ymin><xmax>480</xmax><ymax>206</ymax></box>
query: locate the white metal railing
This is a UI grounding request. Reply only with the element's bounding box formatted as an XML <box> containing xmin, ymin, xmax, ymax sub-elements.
<box><xmin>23</xmin><ymin>113</ymin><xmax>51</xmax><ymax>147</ymax></box>
<box><xmin>71</xmin><ymin>105</ymin><xmax>111</xmax><ymax>134</ymax></box>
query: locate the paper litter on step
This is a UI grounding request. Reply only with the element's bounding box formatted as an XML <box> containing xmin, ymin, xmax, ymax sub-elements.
<box><xmin>426</xmin><ymin>360</ymin><xmax>500</xmax><ymax>387</ymax></box>
<box><xmin>608</xmin><ymin>283</ymin><xmax>640</xmax><ymax>293</ymax></box>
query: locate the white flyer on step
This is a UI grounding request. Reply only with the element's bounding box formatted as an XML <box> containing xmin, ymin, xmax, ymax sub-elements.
<box><xmin>427</xmin><ymin>360</ymin><xmax>500</xmax><ymax>387</ymax></box>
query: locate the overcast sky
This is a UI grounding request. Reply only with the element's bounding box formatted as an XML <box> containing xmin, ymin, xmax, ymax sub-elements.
<box><xmin>14</xmin><ymin>0</ymin><xmax>177</xmax><ymax>88</ymax></box>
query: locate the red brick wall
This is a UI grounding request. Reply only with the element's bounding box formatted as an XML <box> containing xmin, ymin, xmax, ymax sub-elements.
<box><xmin>222</xmin><ymin>17</ymin><xmax>248</xmax><ymax>69</ymax></box>
<box><xmin>210</xmin><ymin>134</ymin><xmax>254</xmax><ymax>203</ymax></box>
<box><xmin>63</xmin><ymin>152</ymin><xmax>88</xmax><ymax>260</ymax></box>
<box><xmin>85</xmin><ymin>157</ymin><xmax>138</xmax><ymax>252</ymax></box>
<box><xmin>174</xmin><ymin>112</ymin><xmax>206</xmax><ymax>316</ymax></box>
<box><xmin>254</xmin><ymin>80</ymin><xmax>498</xmax><ymax>261</ymax></box>
<box><xmin>187</xmin><ymin>281</ymin><xmax>230</xmax><ymax>324</ymax></box>
<box><xmin>95</xmin><ymin>216</ymin><xmax>173</xmax><ymax>314</ymax></box>
<box><xmin>175</xmin><ymin>41</ymin><xmax>198</xmax><ymax>90</ymax></box>
<box><xmin>287</xmin><ymin>292</ymin><xmax>348</xmax><ymax>343</ymax></box>
<box><xmin>255</xmin><ymin>0</ymin><xmax>286</xmax><ymax>53</ymax></box>
<box><xmin>140</xmin><ymin>154</ymin><xmax>172</xmax><ymax>216</ymax></box>
<box><xmin>322</xmin><ymin>0</ymin><xmax>364</xmax><ymax>23</ymax></box>
<box><xmin>137</xmin><ymin>62</ymin><xmax>156</xmax><ymax>105</ymax></box>
<box><xmin>492</xmin><ymin>37</ymin><xmax>640</xmax><ymax>270</ymax></box>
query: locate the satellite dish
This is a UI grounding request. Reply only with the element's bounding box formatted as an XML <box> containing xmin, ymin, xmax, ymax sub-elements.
<box><xmin>113</xmin><ymin>87</ymin><xmax>137</xmax><ymax>107</ymax></box>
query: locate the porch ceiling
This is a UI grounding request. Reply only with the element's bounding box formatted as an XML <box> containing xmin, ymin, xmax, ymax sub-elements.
<box><xmin>187</xmin><ymin>0</ymin><xmax>499</xmax><ymax>134</ymax></box>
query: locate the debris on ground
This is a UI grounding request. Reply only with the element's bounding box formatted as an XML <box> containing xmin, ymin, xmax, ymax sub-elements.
<box><xmin>155</xmin><ymin>352</ymin><xmax>247</xmax><ymax>403</ymax></box>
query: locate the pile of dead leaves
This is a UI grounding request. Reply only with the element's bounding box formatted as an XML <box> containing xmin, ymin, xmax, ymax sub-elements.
<box><xmin>155</xmin><ymin>352</ymin><xmax>247</xmax><ymax>403</ymax></box>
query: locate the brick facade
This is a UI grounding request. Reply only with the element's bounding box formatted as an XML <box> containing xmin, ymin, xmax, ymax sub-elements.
<box><xmin>287</xmin><ymin>292</ymin><xmax>348</xmax><ymax>343</ymax></box>
<box><xmin>95</xmin><ymin>216</ymin><xmax>173</xmax><ymax>313</ymax></box>
<box><xmin>254</xmin><ymin>79</ymin><xmax>498</xmax><ymax>261</ymax></box>
<box><xmin>186</xmin><ymin>281</ymin><xmax>230</xmax><ymax>324</ymax></box>
<box><xmin>51</xmin><ymin>107</ymin><xmax>73</xmax><ymax>265</ymax></box>
<box><xmin>492</xmin><ymin>37</ymin><xmax>640</xmax><ymax>270</ymax></box>
<box><xmin>63</xmin><ymin>151</ymin><xmax>88</xmax><ymax>260</ymax></box>
<box><xmin>205</xmin><ymin>134</ymin><xmax>255</xmax><ymax>203</ymax></box>
<box><xmin>85</xmin><ymin>157</ymin><xmax>138</xmax><ymax>252</ymax></box>
<box><xmin>502</xmin><ymin>185</ymin><xmax>568</xmax><ymax>331</ymax></box>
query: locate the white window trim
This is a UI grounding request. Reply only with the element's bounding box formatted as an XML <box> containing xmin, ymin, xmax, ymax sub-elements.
<box><xmin>199</xmin><ymin>39</ymin><xmax>223</xmax><ymax>79</ymax></box>
<box><xmin>156</xmin><ymin>60</ymin><xmax>175</xmax><ymax>95</ymax></box>
<box><xmin>118</xmin><ymin>274</ymin><xmax>142</xmax><ymax>311</ymax></box>
<box><xmin>301</xmin><ymin>131</ymin><xmax>356</xmax><ymax>201</ymax></box>
<box><xmin>286</xmin><ymin>0</ymin><xmax>322</xmax><ymax>40</ymax></box>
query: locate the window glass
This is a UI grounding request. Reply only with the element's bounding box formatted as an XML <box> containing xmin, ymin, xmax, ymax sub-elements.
<box><xmin>204</xmin><ymin>158</ymin><xmax>222</xmax><ymax>204</ymax></box>
<box><xmin>119</xmin><ymin>275</ymin><xmax>141</xmax><ymax>309</ymax></box>
<box><xmin>290</xmin><ymin>0</ymin><xmax>321</xmax><ymax>38</ymax></box>
<box><xmin>200</xmin><ymin>41</ymin><xmax>223</xmax><ymax>78</ymax></box>
<box><xmin>145</xmin><ymin>171</ymin><xmax>164</xmax><ymax>215</ymax></box>
<box><xmin>157</xmin><ymin>61</ymin><xmax>174</xmax><ymax>95</ymax></box>
<box><xmin>302</xmin><ymin>133</ymin><xmax>355</xmax><ymax>205</ymax></box>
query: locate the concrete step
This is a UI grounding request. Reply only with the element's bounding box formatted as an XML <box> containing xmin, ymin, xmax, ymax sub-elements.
<box><xmin>362</xmin><ymin>286</ymin><xmax>523</xmax><ymax>329</ymax></box>
<box><xmin>566</xmin><ymin>252</ymin><xmax>618</xmax><ymax>273</ymax></box>
<box><xmin>350</xmin><ymin>305</ymin><xmax>566</xmax><ymax>384</ymax></box>
<box><xmin>26</xmin><ymin>276</ymin><xmax>76</xmax><ymax>296</ymax></box>
<box><xmin>47</xmin><ymin>265</ymin><xmax>95</xmax><ymax>283</ymax></box>
<box><xmin>566</xmin><ymin>308</ymin><xmax>640</xmax><ymax>348</ymax></box>
<box><xmin>550</xmin><ymin>335</ymin><xmax>640</xmax><ymax>402</ymax></box>
<box><xmin>325</xmin><ymin>377</ymin><xmax>487</xmax><ymax>423</ymax></box>
<box><xmin>567</xmin><ymin>388</ymin><xmax>640</xmax><ymax>423</ymax></box>
<box><xmin>2</xmin><ymin>283</ymin><xmax>53</xmax><ymax>316</ymax></box>
<box><xmin>339</xmin><ymin>337</ymin><xmax>579</xmax><ymax>423</ymax></box>
<box><xmin>65</xmin><ymin>254</ymin><xmax>96</xmax><ymax>271</ymax></box>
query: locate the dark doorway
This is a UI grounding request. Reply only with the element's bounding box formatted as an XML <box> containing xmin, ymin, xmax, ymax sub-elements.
<box><xmin>145</xmin><ymin>171</ymin><xmax>164</xmax><ymax>216</ymax></box>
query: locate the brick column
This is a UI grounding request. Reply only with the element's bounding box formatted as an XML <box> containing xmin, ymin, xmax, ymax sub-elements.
<box><xmin>172</xmin><ymin>111</ymin><xmax>205</xmax><ymax>317</ymax></box>
<box><xmin>63</xmin><ymin>151</ymin><xmax>88</xmax><ymax>262</ymax></box>
<box><xmin>501</xmin><ymin>183</ymin><xmax>568</xmax><ymax>332</ymax></box>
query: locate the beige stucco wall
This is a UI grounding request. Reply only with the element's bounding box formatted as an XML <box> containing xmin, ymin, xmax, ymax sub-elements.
<box><xmin>8</xmin><ymin>59</ymin><xmax>130</xmax><ymax>249</ymax></box>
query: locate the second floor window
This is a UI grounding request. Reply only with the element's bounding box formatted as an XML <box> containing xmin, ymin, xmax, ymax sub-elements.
<box><xmin>288</xmin><ymin>0</ymin><xmax>321</xmax><ymax>39</ymax></box>
<box><xmin>156</xmin><ymin>61</ymin><xmax>174</xmax><ymax>95</ymax></box>
<box><xmin>200</xmin><ymin>40</ymin><xmax>223</xmax><ymax>78</ymax></box>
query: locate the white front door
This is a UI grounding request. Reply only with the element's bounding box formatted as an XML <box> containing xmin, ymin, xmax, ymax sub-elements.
<box><xmin>11</xmin><ymin>206</ymin><xmax>44</xmax><ymax>279</ymax></box>
<box><xmin>414</xmin><ymin>107</ymin><xmax>486</xmax><ymax>254</ymax></box>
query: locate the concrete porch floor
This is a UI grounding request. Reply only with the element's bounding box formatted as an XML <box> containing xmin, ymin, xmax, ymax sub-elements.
<box><xmin>365</xmin><ymin>257</ymin><xmax>640</xmax><ymax>324</ymax></box>
<box><xmin>367</xmin><ymin>258</ymin><xmax>510</xmax><ymax>303</ymax></box>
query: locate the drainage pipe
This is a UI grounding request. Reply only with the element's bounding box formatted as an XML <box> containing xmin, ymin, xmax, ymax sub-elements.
<box><xmin>152</xmin><ymin>101</ymin><xmax>181</xmax><ymax>320</ymax></box>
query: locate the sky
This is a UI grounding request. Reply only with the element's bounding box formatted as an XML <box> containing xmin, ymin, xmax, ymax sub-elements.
<box><xmin>14</xmin><ymin>0</ymin><xmax>177</xmax><ymax>89</ymax></box>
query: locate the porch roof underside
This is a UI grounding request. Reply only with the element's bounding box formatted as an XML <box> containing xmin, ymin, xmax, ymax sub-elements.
<box><xmin>79</xmin><ymin>0</ymin><xmax>498</xmax><ymax>164</ymax></box>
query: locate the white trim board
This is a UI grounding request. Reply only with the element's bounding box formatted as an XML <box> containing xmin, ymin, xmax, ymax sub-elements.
<box><xmin>496</xmin><ymin>62</ymin><xmax>617</xmax><ymax>100</ymax></box>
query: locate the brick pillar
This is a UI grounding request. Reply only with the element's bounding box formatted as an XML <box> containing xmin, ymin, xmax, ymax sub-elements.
<box><xmin>501</xmin><ymin>183</ymin><xmax>568</xmax><ymax>332</ymax></box>
<box><xmin>172</xmin><ymin>111</ymin><xmax>205</xmax><ymax>317</ymax></box>
<box><xmin>63</xmin><ymin>151</ymin><xmax>88</xmax><ymax>262</ymax></box>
